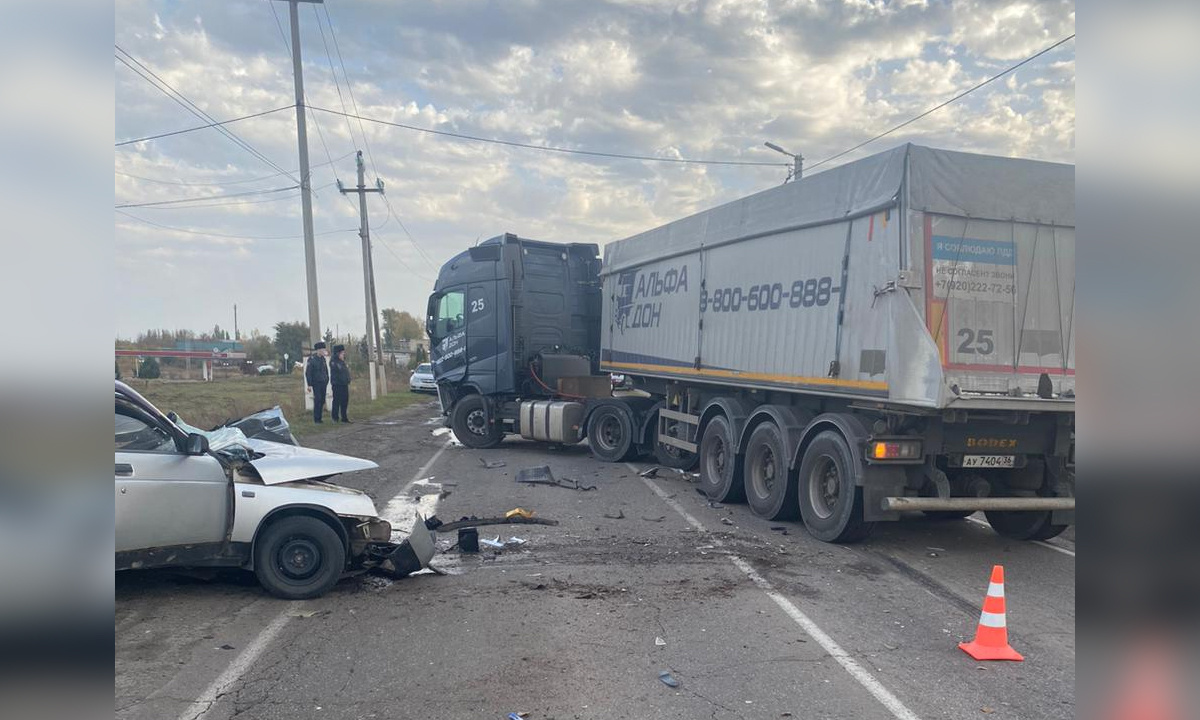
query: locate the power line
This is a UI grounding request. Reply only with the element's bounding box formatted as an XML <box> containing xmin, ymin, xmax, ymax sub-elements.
<box><xmin>382</xmin><ymin>194</ymin><xmax>439</xmax><ymax>272</ymax></box>
<box><xmin>123</xmin><ymin>191</ymin><xmax>301</xmax><ymax>211</ymax></box>
<box><xmin>807</xmin><ymin>33</ymin><xmax>1076</xmax><ymax>173</ymax></box>
<box><xmin>115</xmin><ymin>45</ymin><xmax>301</xmax><ymax>185</ymax></box>
<box><xmin>321</xmin><ymin>4</ymin><xmax>379</xmax><ymax>178</ymax></box>
<box><xmin>115</xmin><ymin>185</ymin><xmax>298</xmax><ymax>209</ymax></box>
<box><xmin>311</xmin><ymin>3</ymin><xmax>360</xmax><ymax>151</ymax></box>
<box><xmin>115</xmin><ymin>104</ymin><xmax>295</xmax><ymax>146</ymax></box>
<box><xmin>265</xmin><ymin>0</ymin><xmax>290</xmax><ymax>55</ymax></box>
<box><xmin>308</xmin><ymin>105</ymin><xmax>791</xmax><ymax>167</ymax></box>
<box><xmin>115</xmin><ymin>209</ymin><xmax>355</xmax><ymax>241</ymax></box>
<box><xmin>115</xmin><ymin>150</ymin><xmax>356</xmax><ymax>187</ymax></box>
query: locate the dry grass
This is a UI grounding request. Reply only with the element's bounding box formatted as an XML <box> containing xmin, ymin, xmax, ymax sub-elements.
<box><xmin>127</xmin><ymin>372</ymin><xmax>431</xmax><ymax>439</ymax></box>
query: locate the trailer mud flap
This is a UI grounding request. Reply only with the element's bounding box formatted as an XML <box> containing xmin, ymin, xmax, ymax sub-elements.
<box><xmin>861</xmin><ymin>466</ymin><xmax>906</xmax><ymax>522</ymax></box>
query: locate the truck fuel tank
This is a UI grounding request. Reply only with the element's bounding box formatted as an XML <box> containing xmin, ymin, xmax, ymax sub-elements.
<box><xmin>519</xmin><ymin>400</ymin><xmax>586</xmax><ymax>443</ymax></box>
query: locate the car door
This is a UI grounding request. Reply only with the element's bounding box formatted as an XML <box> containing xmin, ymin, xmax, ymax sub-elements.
<box><xmin>115</xmin><ymin>401</ymin><xmax>231</xmax><ymax>564</ymax></box>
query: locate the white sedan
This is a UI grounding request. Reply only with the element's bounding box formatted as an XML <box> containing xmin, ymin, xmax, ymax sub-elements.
<box><xmin>115</xmin><ymin>381</ymin><xmax>434</xmax><ymax>599</ymax></box>
<box><xmin>409</xmin><ymin>362</ymin><xmax>437</xmax><ymax>393</ymax></box>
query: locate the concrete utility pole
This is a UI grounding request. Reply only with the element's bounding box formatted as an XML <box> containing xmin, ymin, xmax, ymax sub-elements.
<box><xmin>339</xmin><ymin>151</ymin><xmax>386</xmax><ymax>400</ymax></box>
<box><xmin>233</xmin><ymin>303</ymin><xmax>239</xmax><ymax>341</ymax></box>
<box><xmin>278</xmin><ymin>0</ymin><xmax>324</xmax><ymax>346</ymax></box>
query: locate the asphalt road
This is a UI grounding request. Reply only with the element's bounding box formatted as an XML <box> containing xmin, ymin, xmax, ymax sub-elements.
<box><xmin>115</xmin><ymin>398</ymin><xmax>1075</xmax><ymax>720</ymax></box>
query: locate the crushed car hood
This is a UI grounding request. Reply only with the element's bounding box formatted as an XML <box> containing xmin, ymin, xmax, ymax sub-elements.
<box><xmin>243</xmin><ymin>439</ymin><xmax>378</xmax><ymax>485</ymax></box>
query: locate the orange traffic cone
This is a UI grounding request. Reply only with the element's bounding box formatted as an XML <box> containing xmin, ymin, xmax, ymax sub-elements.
<box><xmin>959</xmin><ymin>565</ymin><xmax>1023</xmax><ymax>661</ymax></box>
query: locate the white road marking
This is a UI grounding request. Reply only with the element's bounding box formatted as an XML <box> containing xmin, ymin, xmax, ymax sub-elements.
<box><xmin>176</xmin><ymin>606</ymin><xmax>295</xmax><ymax>720</ymax></box>
<box><xmin>380</xmin><ymin>438</ymin><xmax>454</xmax><ymax>537</ymax></box>
<box><xmin>632</xmin><ymin>464</ymin><xmax>923</xmax><ymax>720</ymax></box>
<box><xmin>175</xmin><ymin>439</ymin><xmax>455</xmax><ymax>720</ymax></box>
<box><xmin>965</xmin><ymin>516</ymin><xmax>1075</xmax><ymax>557</ymax></box>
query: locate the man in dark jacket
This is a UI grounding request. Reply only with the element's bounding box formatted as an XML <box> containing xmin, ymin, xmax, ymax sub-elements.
<box><xmin>330</xmin><ymin>344</ymin><xmax>352</xmax><ymax>423</ymax></box>
<box><xmin>305</xmin><ymin>342</ymin><xmax>330</xmax><ymax>423</ymax></box>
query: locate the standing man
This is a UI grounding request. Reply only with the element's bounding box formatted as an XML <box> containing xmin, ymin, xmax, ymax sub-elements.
<box><xmin>330</xmin><ymin>344</ymin><xmax>352</xmax><ymax>423</ymax></box>
<box><xmin>305</xmin><ymin>342</ymin><xmax>330</xmax><ymax>423</ymax></box>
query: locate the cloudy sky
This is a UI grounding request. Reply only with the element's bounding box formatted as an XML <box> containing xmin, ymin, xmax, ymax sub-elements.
<box><xmin>114</xmin><ymin>0</ymin><xmax>1074</xmax><ymax>343</ymax></box>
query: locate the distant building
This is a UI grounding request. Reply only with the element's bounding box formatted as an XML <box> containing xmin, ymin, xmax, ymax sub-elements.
<box><xmin>175</xmin><ymin>339</ymin><xmax>244</xmax><ymax>353</ymax></box>
<box><xmin>383</xmin><ymin>336</ymin><xmax>428</xmax><ymax>367</ymax></box>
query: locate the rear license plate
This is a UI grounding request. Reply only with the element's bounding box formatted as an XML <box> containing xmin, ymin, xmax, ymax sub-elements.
<box><xmin>962</xmin><ymin>455</ymin><xmax>1016</xmax><ymax>468</ymax></box>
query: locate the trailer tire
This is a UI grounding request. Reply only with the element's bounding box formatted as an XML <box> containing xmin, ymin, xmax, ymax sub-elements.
<box><xmin>451</xmin><ymin>395</ymin><xmax>503</xmax><ymax>449</ymax></box>
<box><xmin>984</xmin><ymin>509</ymin><xmax>1068</xmax><ymax>541</ymax></box>
<box><xmin>588</xmin><ymin>405</ymin><xmax>635</xmax><ymax>462</ymax></box>
<box><xmin>743</xmin><ymin>422</ymin><xmax>798</xmax><ymax>520</ymax></box>
<box><xmin>698</xmin><ymin>415</ymin><xmax>743</xmax><ymax>503</ymax></box>
<box><xmin>797</xmin><ymin>431</ymin><xmax>873</xmax><ymax>543</ymax></box>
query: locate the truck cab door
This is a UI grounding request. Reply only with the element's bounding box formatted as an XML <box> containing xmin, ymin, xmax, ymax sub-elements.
<box><xmin>463</xmin><ymin>283</ymin><xmax>498</xmax><ymax>383</ymax></box>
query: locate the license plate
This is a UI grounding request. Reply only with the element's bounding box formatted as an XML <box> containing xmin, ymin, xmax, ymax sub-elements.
<box><xmin>962</xmin><ymin>455</ymin><xmax>1016</xmax><ymax>468</ymax></box>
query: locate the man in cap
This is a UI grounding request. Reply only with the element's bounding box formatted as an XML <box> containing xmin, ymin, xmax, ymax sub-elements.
<box><xmin>330</xmin><ymin>344</ymin><xmax>352</xmax><ymax>423</ymax></box>
<box><xmin>305</xmin><ymin>342</ymin><xmax>330</xmax><ymax>423</ymax></box>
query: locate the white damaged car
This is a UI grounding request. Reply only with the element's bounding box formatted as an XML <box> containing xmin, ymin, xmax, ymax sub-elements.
<box><xmin>115</xmin><ymin>381</ymin><xmax>434</xmax><ymax>599</ymax></box>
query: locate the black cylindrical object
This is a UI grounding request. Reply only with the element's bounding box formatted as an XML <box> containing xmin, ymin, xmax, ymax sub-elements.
<box><xmin>458</xmin><ymin>527</ymin><xmax>479</xmax><ymax>553</ymax></box>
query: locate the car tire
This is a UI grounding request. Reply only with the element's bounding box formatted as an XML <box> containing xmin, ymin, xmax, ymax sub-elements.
<box><xmin>451</xmin><ymin>394</ymin><xmax>504</xmax><ymax>449</ymax></box>
<box><xmin>698</xmin><ymin>415</ymin><xmax>744</xmax><ymax>503</ymax></box>
<box><xmin>797</xmin><ymin>431</ymin><xmax>874</xmax><ymax>543</ymax></box>
<box><xmin>253</xmin><ymin>515</ymin><xmax>345</xmax><ymax>600</ymax></box>
<box><xmin>587</xmin><ymin>405</ymin><xmax>635</xmax><ymax>462</ymax></box>
<box><xmin>743</xmin><ymin>422</ymin><xmax>798</xmax><ymax>520</ymax></box>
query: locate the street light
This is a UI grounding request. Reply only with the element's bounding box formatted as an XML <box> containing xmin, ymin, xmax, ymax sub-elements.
<box><xmin>764</xmin><ymin>141</ymin><xmax>803</xmax><ymax>182</ymax></box>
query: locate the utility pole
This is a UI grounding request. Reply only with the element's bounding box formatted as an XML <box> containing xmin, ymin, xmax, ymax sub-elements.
<box><xmin>233</xmin><ymin>304</ymin><xmax>239</xmax><ymax>341</ymax></box>
<box><xmin>339</xmin><ymin>151</ymin><xmax>386</xmax><ymax>400</ymax></box>
<box><xmin>278</xmin><ymin>0</ymin><xmax>323</xmax><ymax>347</ymax></box>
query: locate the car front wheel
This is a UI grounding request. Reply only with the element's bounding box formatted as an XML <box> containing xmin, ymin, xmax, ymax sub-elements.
<box><xmin>253</xmin><ymin>515</ymin><xmax>345</xmax><ymax>600</ymax></box>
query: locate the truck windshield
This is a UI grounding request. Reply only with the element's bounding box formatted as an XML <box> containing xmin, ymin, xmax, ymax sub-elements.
<box><xmin>430</xmin><ymin>290</ymin><xmax>465</xmax><ymax>340</ymax></box>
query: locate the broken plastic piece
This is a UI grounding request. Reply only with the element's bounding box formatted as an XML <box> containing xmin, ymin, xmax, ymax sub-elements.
<box><xmin>505</xmin><ymin>537</ymin><xmax>527</xmax><ymax>546</ymax></box>
<box><xmin>480</xmin><ymin>536</ymin><xmax>504</xmax><ymax>549</ymax></box>
<box><xmin>720</xmin><ymin>517</ymin><xmax>734</xmax><ymax>526</ymax></box>
<box><xmin>655</xmin><ymin>637</ymin><xmax>666</xmax><ymax>646</ymax></box>
<box><xmin>516</xmin><ymin>466</ymin><xmax>597</xmax><ymax>491</ymax></box>
<box><xmin>603</xmin><ymin>509</ymin><xmax>625</xmax><ymax>519</ymax></box>
<box><xmin>479</xmin><ymin>458</ymin><xmax>507</xmax><ymax>469</ymax></box>
<box><xmin>506</xmin><ymin>508</ymin><xmax>536</xmax><ymax>519</ymax></box>
<box><xmin>658</xmin><ymin>670</ymin><xmax>680</xmax><ymax>688</ymax></box>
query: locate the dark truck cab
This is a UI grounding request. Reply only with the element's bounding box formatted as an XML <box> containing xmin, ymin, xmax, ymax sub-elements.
<box><xmin>427</xmin><ymin>233</ymin><xmax>615</xmax><ymax>448</ymax></box>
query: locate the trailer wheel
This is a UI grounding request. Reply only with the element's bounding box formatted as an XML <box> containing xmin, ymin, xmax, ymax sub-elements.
<box><xmin>743</xmin><ymin>422</ymin><xmax>798</xmax><ymax>520</ymax></box>
<box><xmin>797</xmin><ymin>430</ymin><xmax>873</xmax><ymax>543</ymax></box>
<box><xmin>984</xmin><ymin>509</ymin><xmax>1068</xmax><ymax>541</ymax></box>
<box><xmin>451</xmin><ymin>395</ymin><xmax>503</xmax><ymax>449</ymax></box>
<box><xmin>588</xmin><ymin>405</ymin><xmax>635</xmax><ymax>462</ymax></box>
<box><xmin>698</xmin><ymin>415</ymin><xmax>744</xmax><ymax>502</ymax></box>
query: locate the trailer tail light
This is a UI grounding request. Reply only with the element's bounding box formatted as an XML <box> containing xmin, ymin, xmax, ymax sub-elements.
<box><xmin>869</xmin><ymin>439</ymin><xmax>922</xmax><ymax>462</ymax></box>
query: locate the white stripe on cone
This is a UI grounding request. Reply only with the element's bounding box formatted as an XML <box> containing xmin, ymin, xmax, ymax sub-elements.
<box><xmin>987</xmin><ymin>582</ymin><xmax>1005</xmax><ymax>597</ymax></box>
<box><xmin>979</xmin><ymin>610</ymin><xmax>1007</xmax><ymax>628</ymax></box>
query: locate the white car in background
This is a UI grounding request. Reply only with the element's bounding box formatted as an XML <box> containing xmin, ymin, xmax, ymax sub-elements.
<box><xmin>409</xmin><ymin>363</ymin><xmax>437</xmax><ymax>393</ymax></box>
<box><xmin>114</xmin><ymin>381</ymin><xmax>434</xmax><ymax>599</ymax></box>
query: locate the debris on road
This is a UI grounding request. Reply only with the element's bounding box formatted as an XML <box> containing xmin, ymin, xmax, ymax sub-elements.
<box><xmin>437</xmin><ymin>514</ymin><xmax>559</xmax><ymax>532</ymax></box>
<box><xmin>658</xmin><ymin>670</ymin><xmax>680</xmax><ymax>688</ymax></box>
<box><xmin>642</xmin><ymin>515</ymin><xmax>666</xmax><ymax>522</ymax></box>
<box><xmin>655</xmin><ymin>637</ymin><xmax>666</xmax><ymax>646</ymax></box>
<box><xmin>515</xmin><ymin>465</ymin><xmax>597</xmax><ymax>491</ymax></box>
<box><xmin>506</xmin><ymin>508</ymin><xmax>536</xmax><ymax>519</ymax></box>
<box><xmin>480</xmin><ymin>536</ymin><xmax>505</xmax><ymax>549</ymax></box>
<box><xmin>640</xmin><ymin>466</ymin><xmax>698</xmax><ymax>481</ymax></box>
<box><xmin>603</xmin><ymin>509</ymin><xmax>626</xmax><ymax>519</ymax></box>
<box><xmin>770</xmin><ymin>525</ymin><xmax>789</xmax><ymax>535</ymax></box>
<box><xmin>506</xmin><ymin>536</ymin><xmax>528</xmax><ymax>546</ymax></box>
<box><xmin>720</xmin><ymin>517</ymin><xmax>734</xmax><ymax>526</ymax></box>
<box><xmin>479</xmin><ymin>458</ymin><xmax>507</xmax><ymax>469</ymax></box>
<box><xmin>458</xmin><ymin>528</ymin><xmax>480</xmax><ymax>553</ymax></box>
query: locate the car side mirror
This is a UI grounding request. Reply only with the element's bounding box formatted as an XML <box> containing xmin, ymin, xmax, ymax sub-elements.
<box><xmin>185</xmin><ymin>433</ymin><xmax>210</xmax><ymax>456</ymax></box>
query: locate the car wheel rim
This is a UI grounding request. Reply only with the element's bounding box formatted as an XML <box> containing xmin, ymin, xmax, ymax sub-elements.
<box><xmin>751</xmin><ymin>444</ymin><xmax>777</xmax><ymax>499</ymax></box>
<box><xmin>277</xmin><ymin>538</ymin><xmax>321</xmax><ymax>580</ymax></box>
<box><xmin>809</xmin><ymin>456</ymin><xmax>841</xmax><ymax>520</ymax></box>
<box><xmin>465</xmin><ymin>408</ymin><xmax>488</xmax><ymax>436</ymax></box>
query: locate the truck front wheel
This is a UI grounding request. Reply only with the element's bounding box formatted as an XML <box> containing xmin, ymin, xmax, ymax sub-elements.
<box><xmin>797</xmin><ymin>431</ymin><xmax>873</xmax><ymax>543</ymax></box>
<box><xmin>451</xmin><ymin>395</ymin><xmax>504</xmax><ymax>449</ymax></box>
<box><xmin>588</xmin><ymin>405</ymin><xmax>635</xmax><ymax>462</ymax></box>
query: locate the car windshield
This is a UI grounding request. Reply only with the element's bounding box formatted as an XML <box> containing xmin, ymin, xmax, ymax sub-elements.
<box><xmin>417</xmin><ymin>364</ymin><xmax>432</xmax><ymax>374</ymax></box>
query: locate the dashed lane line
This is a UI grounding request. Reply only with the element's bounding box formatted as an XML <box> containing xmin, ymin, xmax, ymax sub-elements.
<box><xmin>631</xmin><ymin>463</ymin><xmax>923</xmax><ymax>720</ymax></box>
<box><xmin>175</xmin><ymin>439</ymin><xmax>454</xmax><ymax>720</ymax></box>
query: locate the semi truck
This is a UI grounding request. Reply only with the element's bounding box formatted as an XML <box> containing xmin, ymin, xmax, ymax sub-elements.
<box><xmin>426</xmin><ymin>143</ymin><xmax>1075</xmax><ymax>543</ymax></box>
